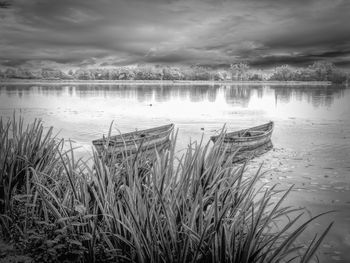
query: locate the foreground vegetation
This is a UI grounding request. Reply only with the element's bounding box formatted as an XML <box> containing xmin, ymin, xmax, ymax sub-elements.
<box><xmin>0</xmin><ymin>61</ymin><xmax>348</xmax><ymax>84</ymax></box>
<box><xmin>0</xmin><ymin>116</ymin><xmax>333</xmax><ymax>262</ymax></box>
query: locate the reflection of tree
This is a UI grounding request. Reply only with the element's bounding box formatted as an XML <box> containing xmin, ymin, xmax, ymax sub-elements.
<box><xmin>207</xmin><ymin>86</ymin><xmax>217</xmax><ymax>102</ymax></box>
<box><xmin>3</xmin><ymin>85</ymin><xmax>64</xmax><ymax>98</ymax></box>
<box><xmin>154</xmin><ymin>86</ymin><xmax>172</xmax><ymax>102</ymax></box>
<box><xmin>135</xmin><ymin>86</ymin><xmax>153</xmax><ymax>103</ymax></box>
<box><xmin>188</xmin><ymin>85</ymin><xmax>211</xmax><ymax>102</ymax></box>
<box><xmin>224</xmin><ymin>85</ymin><xmax>253</xmax><ymax>107</ymax></box>
<box><xmin>0</xmin><ymin>84</ymin><xmax>223</xmax><ymax>104</ymax></box>
<box><xmin>174</xmin><ymin>87</ymin><xmax>189</xmax><ymax>101</ymax></box>
<box><xmin>257</xmin><ymin>88</ymin><xmax>264</xmax><ymax>99</ymax></box>
<box><xmin>4</xmin><ymin>85</ymin><xmax>29</xmax><ymax>97</ymax></box>
<box><xmin>271</xmin><ymin>85</ymin><xmax>346</xmax><ymax>108</ymax></box>
<box><xmin>273</xmin><ymin>87</ymin><xmax>292</xmax><ymax>103</ymax></box>
<box><xmin>1</xmin><ymin>84</ymin><xmax>346</xmax><ymax>110</ymax></box>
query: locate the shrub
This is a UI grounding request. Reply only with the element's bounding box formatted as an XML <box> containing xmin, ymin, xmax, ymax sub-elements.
<box><xmin>269</xmin><ymin>65</ymin><xmax>297</xmax><ymax>81</ymax></box>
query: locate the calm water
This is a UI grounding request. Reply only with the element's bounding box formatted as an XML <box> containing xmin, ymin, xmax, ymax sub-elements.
<box><xmin>1</xmin><ymin>83</ymin><xmax>349</xmax><ymax>262</ymax></box>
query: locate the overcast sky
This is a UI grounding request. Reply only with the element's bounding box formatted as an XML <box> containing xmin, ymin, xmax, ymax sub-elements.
<box><xmin>1</xmin><ymin>0</ymin><xmax>350</xmax><ymax>67</ymax></box>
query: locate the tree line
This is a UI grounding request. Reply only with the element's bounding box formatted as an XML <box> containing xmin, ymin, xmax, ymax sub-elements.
<box><xmin>0</xmin><ymin>62</ymin><xmax>348</xmax><ymax>83</ymax></box>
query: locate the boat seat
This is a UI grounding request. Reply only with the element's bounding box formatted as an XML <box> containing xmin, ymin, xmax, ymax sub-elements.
<box><xmin>248</xmin><ymin>130</ymin><xmax>265</xmax><ymax>135</ymax></box>
<box><xmin>240</xmin><ymin>130</ymin><xmax>265</xmax><ymax>137</ymax></box>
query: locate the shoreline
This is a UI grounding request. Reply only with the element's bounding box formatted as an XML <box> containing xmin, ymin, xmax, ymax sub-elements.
<box><xmin>0</xmin><ymin>79</ymin><xmax>332</xmax><ymax>85</ymax></box>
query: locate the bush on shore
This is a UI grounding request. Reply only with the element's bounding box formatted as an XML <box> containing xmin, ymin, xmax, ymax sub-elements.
<box><xmin>269</xmin><ymin>62</ymin><xmax>348</xmax><ymax>83</ymax></box>
<box><xmin>0</xmin><ymin>61</ymin><xmax>348</xmax><ymax>83</ymax></box>
<box><xmin>0</xmin><ymin>116</ymin><xmax>333</xmax><ymax>262</ymax></box>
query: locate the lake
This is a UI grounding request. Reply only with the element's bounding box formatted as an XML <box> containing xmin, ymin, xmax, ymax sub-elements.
<box><xmin>0</xmin><ymin>83</ymin><xmax>349</xmax><ymax>262</ymax></box>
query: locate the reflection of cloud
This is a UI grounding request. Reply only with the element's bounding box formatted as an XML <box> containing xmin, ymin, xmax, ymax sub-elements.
<box><xmin>0</xmin><ymin>0</ymin><xmax>349</xmax><ymax>67</ymax></box>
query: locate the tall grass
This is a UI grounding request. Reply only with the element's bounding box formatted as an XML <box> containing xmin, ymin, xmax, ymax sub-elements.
<box><xmin>0</xmin><ymin>115</ymin><xmax>62</xmax><ymax>238</ymax></box>
<box><xmin>0</xmin><ymin>116</ymin><xmax>332</xmax><ymax>262</ymax></box>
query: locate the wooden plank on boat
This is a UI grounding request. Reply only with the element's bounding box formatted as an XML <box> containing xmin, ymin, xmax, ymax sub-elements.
<box><xmin>92</xmin><ymin>123</ymin><xmax>174</xmax><ymax>163</ymax></box>
<box><xmin>227</xmin><ymin>140</ymin><xmax>273</xmax><ymax>163</ymax></box>
<box><xmin>211</xmin><ymin>121</ymin><xmax>274</xmax><ymax>162</ymax></box>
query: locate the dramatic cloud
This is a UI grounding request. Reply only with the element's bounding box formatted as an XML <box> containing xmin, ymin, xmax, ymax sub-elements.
<box><xmin>0</xmin><ymin>0</ymin><xmax>349</xmax><ymax>67</ymax></box>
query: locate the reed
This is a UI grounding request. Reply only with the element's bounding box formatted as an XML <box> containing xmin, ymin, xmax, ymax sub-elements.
<box><xmin>0</xmin><ymin>117</ymin><xmax>332</xmax><ymax>262</ymax></box>
<box><xmin>0</xmin><ymin>115</ymin><xmax>62</xmax><ymax>238</ymax></box>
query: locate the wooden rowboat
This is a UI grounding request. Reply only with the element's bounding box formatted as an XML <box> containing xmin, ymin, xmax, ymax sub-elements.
<box><xmin>211</xmin><ymin>121</ymin><xmax>274</xmax><ymax>162</ymax></box>
<box><xmin>92</xmin><ymin>124</ymin><xmax>174</xmax><ymax>162</ymax></box>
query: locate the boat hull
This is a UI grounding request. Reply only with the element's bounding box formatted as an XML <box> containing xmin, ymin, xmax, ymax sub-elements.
<box><xmin>228</xmin><ymin>140</ymin><xmax>273</xmax><ymax>163</ymax></box>
<box><xmin>211</xmin><ymin>121</ymin><xmax>274</xmax><ymax>161</ymax></box>
<box><xmin>92</xmin><ymin>124</ymin><xmax>174</xmax><ymax>163</ymax></box>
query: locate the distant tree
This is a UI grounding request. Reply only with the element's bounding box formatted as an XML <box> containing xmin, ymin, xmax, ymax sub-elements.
<box><xmin>15</xmin><ymin>68</ymin><xmax>32</xmax><ymax>79</ymax></box>
<box><xmin>248</xmin><ymin>72</ymin><xmax>263</xmax><ymax>81</ymax></box>
<box><xmin>293</xmin><ymin>68</ymin><xmax>317</xmax><ymax>81</ymax></box>
<box><xmin>309</xmin><ymin>61</ymin><xmax>335</xmax><ymax>81</ymax></box>
<box><xmin>134</xmin><ymin>66</ymin><xmax>162</xmax><ymax>80</ymax></box>
<box><xmin>94</xmin><ymin>68</ymin><xmax>109</xmax><ymax>80</ymax></box>
<box><xmin>108</xmin><ymin>68</ymin><xmax>119</xmax><ymax>80</ymax></box>
<box><xmin>74</xmin><ymin>69</ymin><xmax>94</xmax><ymax>80</ymax></box>
<box><xmin>41</xmin><ymin>68</ymin><xmax>64</xmax><ymax>79</ymax></box>
<box><xmin>4</xmin><ymin>68</ymin><xmax>16</xmax><ymax>78</ymax></box>
<box><xmin>96</xmin><ymin>68</ymin><xmax>108</xmax><ymax>80</ymax></box>
<box><xmin>305</xmin><ymin>61</ymin><xmax>347</xmax><ymax>83</ymax></box>
<box><xmin>162</xmin><ymin>67</ymin><xmax>183</xmax><ymax>80</ymax></box>
<box><xmin>89</xmin><ymin>68</ymin><xmax>104</xmax><ymax>80</ymax></box>
<box><xmin>214</xmin><ymin>71</ymin><xmax>227</xmax><ymax>81</ymax></box>
<box><xmin>118</xmin><ymin>67</ymin><xmax>135</xmax><ymax>80</ymax></box>
<box><xmin>1</xmin><ymin>67</ymin><xmax>41</xmax><ymax>79</ymax></box>
<box><xmin>60</xmin><ymin>71</ymin><xmax>74</xmax><ymax>80</ymax></box>
<box><xmin>269</xmin><ymin>65</ymin><xmax>296</xmax><ymax>81</ymax></box>
<box><xmin>328</xmin><ymin>70</ymin><xmax>348</xmax><ymax>84</ymax></box>
<box><xmin>191</xmin><ymin>66</ymin><xmax>211</xmax><ymax>80</ymax></box>
<box><xmin>230</xmin><ymin>62</ymin><xmax>250</xmax><ymax>81</ymax></box>
<box><xmin>179</xmin><ymin>66</ymin><xmax>194</xmax><ymax>80</ymax></box>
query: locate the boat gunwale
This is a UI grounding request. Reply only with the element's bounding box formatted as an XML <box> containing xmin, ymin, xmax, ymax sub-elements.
<box><xmin>103</xmin><ymin>140</ymin><xmax>171</xmax><ymax>157</ymax></box>
<box><xmin>92</xmin><ymin>123</ymin><xmax>174</xmax><ymax>146</ymax></box>
<box><xmin>222</xmin><ymin>128</ymin><xmax>273</xmax><ymax>143</ymax></box>
<box><xmin>211</xmin><ymin>121</ymin><xmax>274</xmax><ymax>142</ymax></box>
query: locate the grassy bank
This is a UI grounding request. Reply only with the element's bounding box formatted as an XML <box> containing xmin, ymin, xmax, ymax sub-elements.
<box><xmin>0</xmin><ymin>116</ymin><xmax>332</xmax><ymax>262</ymax></box>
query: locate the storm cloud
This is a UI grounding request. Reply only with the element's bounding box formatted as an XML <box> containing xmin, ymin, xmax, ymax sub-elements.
<box><xmin>1</xmin><ymin>0</ymin><xmax>350</xmax><ymax>67</ymax></box>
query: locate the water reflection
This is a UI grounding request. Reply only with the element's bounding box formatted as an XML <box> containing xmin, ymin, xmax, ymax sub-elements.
<box><xmin>271</xmin><ymin>85</ymin><xmax>346</xmax><ymax>107</ymax></box>
<box><xmin>1</xmin><ymin>84</ymin><xmax>348</xmax><ymax>134</ymax></box>
<box><xmin>223</xmin><ymin>85</ymin><xmax>253</xmax><ymax>106</ymax></box>
<box><xmin>0</xmin><ymin>84</ymin><xmax>347</xmax><ymax>108</ymax></box>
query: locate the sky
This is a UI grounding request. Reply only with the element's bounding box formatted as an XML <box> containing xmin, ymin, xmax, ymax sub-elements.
<box><xmin>0</xmin><ymin>0</ymin><xmax>350</xmax><ymax>68</ymax></box>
